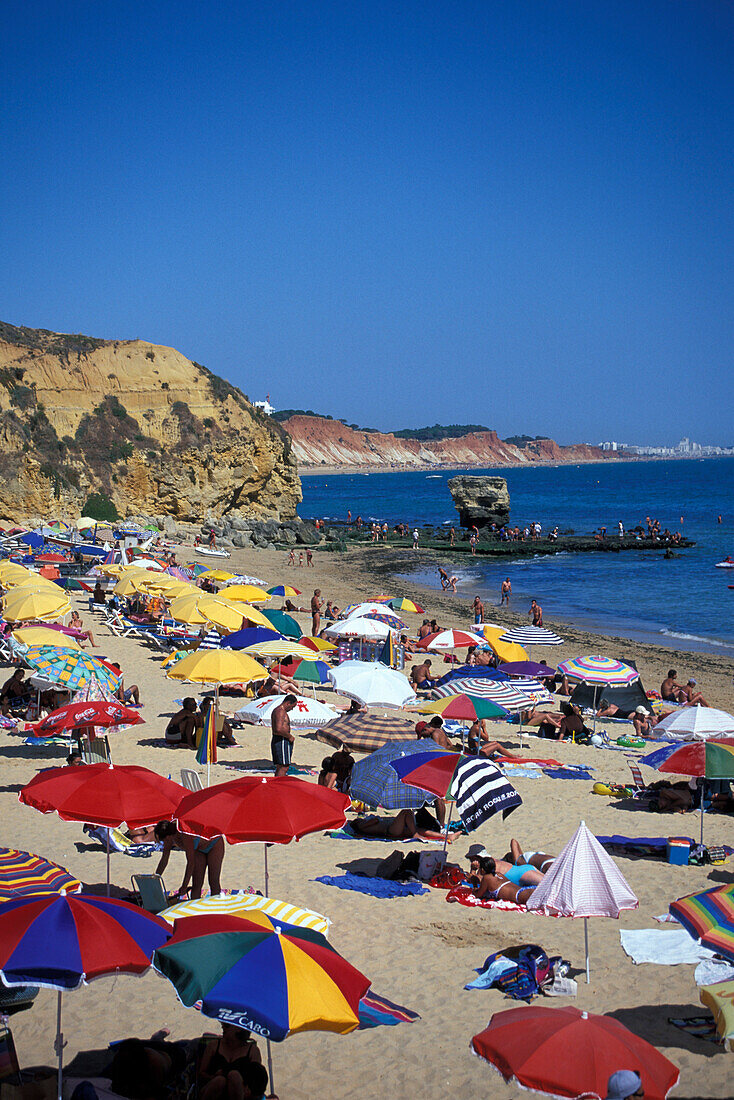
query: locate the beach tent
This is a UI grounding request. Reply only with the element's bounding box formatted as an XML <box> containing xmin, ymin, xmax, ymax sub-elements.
<box><xmin>569</xmin><ymin>679</ymin><xmax>652</xmax><ymax>715</ymax></box>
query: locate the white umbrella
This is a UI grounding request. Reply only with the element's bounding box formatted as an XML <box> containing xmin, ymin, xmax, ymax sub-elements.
<box><xmin>328</xmin><ymin>661</ymin><xmax>417</xmax><ymax>709</ymax></box>
<box><xmin>234</xmin><ymin>694</ymin><xmax>339</xmax><ymax>727</ymax></box>
<box><xmin>526</xmin><ymin>820</ymin><xmax>638</xmax><ymax>982</ymax></box>
<box><xmin>656</xmin><ymin>707</ymin><xmax>734</xmax><ymax>742</ymax></box>
<box><xmin>324</xmin><ymin>616</ymin><xmax>395</xmax><ymax>639</ymax></box>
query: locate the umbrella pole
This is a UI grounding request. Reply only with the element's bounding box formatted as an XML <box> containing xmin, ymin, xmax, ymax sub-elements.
<box><xmin>106</xmin><ymin>829</ymin><xmax>110</xmax><ymax>896</ymax></box>
<box><xmin>584</xmin><ymin>917</ymin><xmax>590</xmax><ymax>983</ymax></box>
<box><xmin>700</xmin><ymin>779</ymin><xmax>705</xmax><ymax>847</ymax></box>
<box><xmin>55</xmin><ymin>990</ymin><xmax>64</xmax><ymax>1100</ymax></box>
<box><xmin>442</xmin><ymin>802</ymin><xmax>453</xmax><ymax>855</ymax></box>
<box><xmin>264</xmin><ymin>843</ymin><xmax>270</xmax><ymax>896</ymax></box>
<box><xmin>593</xmin><ymin>685</ymin><xmax>599</xmax><ymax>736</ymax></box>
<box><xmin>266</xmin><ymin>1040</ymin><xmax>275</xmax><ymax>1098</ymax></box>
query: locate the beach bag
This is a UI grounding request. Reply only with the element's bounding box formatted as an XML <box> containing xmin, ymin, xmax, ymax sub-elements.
<box><xmin>375</xmin><ymin>850</ymin><xmax>405</xmax><ymax>880</ymax></box>
<box><xmin>417</xmin><ymin>850</ymin><xmax>447</xmax><ymax>881</ymax></box>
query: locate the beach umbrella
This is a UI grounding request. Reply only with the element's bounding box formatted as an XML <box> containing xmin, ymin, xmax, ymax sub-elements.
<box><xmin>471</xmin><ymin>1005</ymin><xmax>679</xmax><ymax>1100</ymax></box>
<box><xmin>498</xmin><ymin>660</ymin><xmax>556</xmax><ymax>678</ymax></box>
<box><xmin>28</xmin><ymin>700</ymin><xmax>144</xmax><ymax>737</ymax></box>
<box><xmin>350</xmin><ymin>739</ymin><xmax>443</xmax><ymax>811</ymax></box>
<box><xmin>174</xmin><ymin>776</ymin><xmax>350</xmax><ymax>894</ymax></box>
<box><xmin>699</xmin><ymin>979</ymin><xmax>734</xmax><ymax>1050</ymax></box>
<box><xmin>360</xmin><ymin>609</ymin><xmax>407</xmax><ymax>630</ymax></box>
<box><xmin>324</xmin><ymin>617</ymin><xmax>394</xmax><ymax>640</ymax></box>
<box><xmin>433</xmin><ymin>677</ymin><xmax>534</xmax><ymax>712</ymax></box>
<box><xmin>267</xmin><ymin>585</ymin><xmax>302</xmax><ymax>598</ymax></box>
<box><xmin>243</xmin><ymin>640</ymin><xmax>318</xmax><ymax>661</ymax></box>
<box><xmin>160</xmin><ymin>892</ymin><xmax>330</xmax><ymax>936</ymax></box>
<box><xmin>557</xmin><ymin>656</ymin><xmax>639</xmax><ymax>733</ymax></box>
<box><xmin>0</xmin><ymin>892</ymin><xmax>170</xmax><ymax>1100</ymax></box>
<box><xmin>669</xmin><ymin>882</ymin><xmax>734</xmax><ymax>964</ymax></box>
<box><xmin>477</xmin><ymin>624</ymin><xmax>529</xmax><ymax>663</ymax></box>
<box><xmin>526</xmin><ymin>821</ymin><xmax>638</xmax><ymax>982</ymax></box>
<box><xmin>165</xmin><ymin>647</ymin><xmax>268</xmax><ymax>686</ymax></box>
<box><xmin>113</xmin><ymin>575</ymin><xmax>148</xmax><ymax>596</ymax></box>
<box><xmin>639</xmin><ymin>739</ymin><xmax>734</xmax><ymax>843</ymax></box>
<box><xmin>234</xmin><ymin>694</ymin><xmax>339</xmax><ymax>727</ymax></box>
<box><xmin>3</xmin><ymin>585</ymin><xmax>71</xmax><ymax>622</ymax></box>
<box><xmin>12</xmin><ymin>626</ymin><xmax>83</xmax><ymax>652</ymax></box>
<box><xmin>169</xmin><ymin>593</ymin><xmax>249</xmax><ymax>633</ymax></box>
<box><xmin>419</xmin><ymin>694</ymin><xmax>508</xmax><ymax>722</ymax></box>
<box><xmin>418</xmin><ymin>629</ymin><xmax>486</xmax><ymax>650</ymax></box>
<box><xmin>0</xmin><ymin>849</ymin><xmax>81</xmax><ymax>900</ymax></box>
<box><xmin>217</xmin><ymin>584</ymin><xmax>271</xmax><ymax>603</ymax></box>
<box><xmin>20</xmin><ymin>764</ymin><xmax>186</xmax><ymax>891</ymax></box>
<box><xmin>272</xmin><ymin>658</ymin><xmax>331</xmax><ymax>686</ymax></box>
<box><xmin>23</xmin><ymin>646</ymin><xmax>122</xmax><ymax>693</ymax></box>
<box><xmin>389</xmin><ymin>750</ymin><xmax>521</xmax><ymax>845</ymax></box>
<box><xmin>300</xmin><ymin>635</ymin><xmax>338</xmax><ymax>653</ymax></box>
<box><xmin>499</xmin><ymin>625</ymin><xmax>563</xmax><ymax>660</ymax></box>
<box><xmin>255</xmin><ymin>607</ymin><xmax>300</xmax><ymax>634</ymax></box>
<box><xmin>383</xmin><ymin>597</ymin><xmax>425</xmax><ymax>614</ymax></box>
<box><xmin>327</xmin><ymin>661</ymin><xmax>416</xmax><ymax>709</ymax></box>
<box><xmin>153</xmin><ymin>912</ymin><xmax>369</xmax><ymax>1092</ymax></box>
<box><xmin>222</xmin><ymin>627</ymin><xmax>283</xmax><ymax>649</ymax></box>
<box><xmin>198</xmin><ymin>569</ymin><xmax>235</xmax><ymax>582</ymax></box>
<box><xmin>340</xmin><ymin>601</ymin><xmax>396</xmax><ymax>618</ymax></box>
<box><xmin>317</xmin><ymin>712</ymin><xmax>416</xmax><ymax>753</ymax></box>
<box><xmin>655</xmin><ymin>707</ymin><xmax>734</xmax><ymax>741</ymax></box>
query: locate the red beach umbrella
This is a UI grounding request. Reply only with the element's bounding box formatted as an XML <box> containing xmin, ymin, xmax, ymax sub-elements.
<box><xmin>472</xmin><ymin>1005</ymin><xmax>679</xmax><ymax>1100</ymax></box>
<box><xmin>20</xmin><ymin>764</ymin><xmax>186</xmax><ymax>891</ymax></box>
<box><xmin>417</xmin><ymin>629</ymin><xmax>486</xmax><ymax>650</ymax></box>
<box><xmin>28</xmin><ymin>700</ymin><xmax>144</xmax><ymax>736</ymax></box>
<box><xmin>175</xmin><ymin>776</ymin><xmax>350</xmax><ymax>892</ymax></box>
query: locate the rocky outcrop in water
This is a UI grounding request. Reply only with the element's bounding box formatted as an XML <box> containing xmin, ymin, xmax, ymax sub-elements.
<box><xmin>0</xmin><ymin>321</ymin><xmax>301</xmax><ymax>523</ymax></box>
<box><xmin>448</xmin><ymin>475</ymin><xmax>510</xmax><ymax>528</ymax></box>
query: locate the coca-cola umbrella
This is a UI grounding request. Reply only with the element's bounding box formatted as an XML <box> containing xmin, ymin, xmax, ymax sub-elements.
<box><xmin>174</xmin><ymin>777</ymin><xmax>350</xmax><ymax>894</ymax></box>
<box><xmin>28</xmin><ymin>700</ymin><xmax>144</xmax><ymax>738</ymax></box>
<box><xmin>19</xmin><ymin>764</ymin><xmax>186</xmax><ymax>893</ymax></box>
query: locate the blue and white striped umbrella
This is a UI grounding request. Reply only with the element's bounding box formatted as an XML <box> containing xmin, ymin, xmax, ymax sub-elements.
<box><xmin>433</xmin><ymin>677</ymin><xmax>534</xmax><ymax>711</ymax></box>
<box><xmin>499</xmin><ymin>626</ymin><xmax>564</xmax><ymax>647</ymax></box>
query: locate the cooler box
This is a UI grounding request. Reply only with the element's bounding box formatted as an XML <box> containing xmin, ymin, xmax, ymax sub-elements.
<box><xmin>667</xmin><ymin>838</ymin><xmax>691</xmax><ymax>865</ymax></box>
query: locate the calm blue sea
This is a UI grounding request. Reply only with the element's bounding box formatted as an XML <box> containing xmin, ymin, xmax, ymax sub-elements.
<box><xmin>300</xmin><ymin>457</ymin><xmax>734</xmax><ymax>655</ymax></box>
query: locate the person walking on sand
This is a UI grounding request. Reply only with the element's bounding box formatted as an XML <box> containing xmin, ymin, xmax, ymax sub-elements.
<box><xmin>472</xmin><ymin>595</ymin><xmax>484</xmax><ymax>624</ymax></box>
<box><xmin>500</xmin><ymin>577</ymin><xmax>511</xmax><ymax>606</ymax></box>
<box><xmin>311</xmin><ymin>589</ymin><xmax>323</xmax><ymax>635</ymax></box>
<box><xmin>271</xmin><ymin>694</ymin><xmax>297</xmax><ymax>777</ymax></box>
<box><xmin>412</xmin><ymin>528</ymin><xmax>419</xmax><ymax>549</ymax></box>
<box><xmin>529</xmin><ymin>598</ymin><xmax>543</xmax><ymax>626</ymax></box>
<box><xmin>469</xmin><ymin>532</ymin><xmax>477</xmax><ymax>555</ymax></box>
<box><xmin>449</xmin><ymin>527</ymin><xmax>456</xmax><ymax>546</ymax></box>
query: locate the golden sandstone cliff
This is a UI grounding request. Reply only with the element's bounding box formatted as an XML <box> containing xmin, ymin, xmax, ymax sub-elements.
<box><xmin>281</xmin><ymin>414</ymin><xmax>613</xmax><ymax>469</ymax></box>
<box><xmin>0</xmin><ymin>322</ymin><xmax>301</xmax><ymax>523</ymax></box>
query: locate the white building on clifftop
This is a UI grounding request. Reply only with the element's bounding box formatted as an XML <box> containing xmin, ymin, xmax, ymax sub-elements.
<box><xmin>252</xmin><ymin>393</ymin><xmax>275</xmax><ymax>416</ymax></box>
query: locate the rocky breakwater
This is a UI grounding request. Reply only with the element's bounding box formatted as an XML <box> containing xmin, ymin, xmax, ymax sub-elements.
<box><xmin>0</xmin><ymin>322</ymin><xmax>301</xmax><ymax>523</ymax></box>
<box><xmin>197</xmin><ymin>514</ymin><xmax>324</xmax><ymax>551</ymax></box>
<box><xmin>448</xmin><ymin>475</ymin><xmax>510</xmax><ymax>528</ymax></box>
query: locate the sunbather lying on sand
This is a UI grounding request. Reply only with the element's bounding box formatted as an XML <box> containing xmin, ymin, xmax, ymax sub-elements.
<box><xmin>472</xmin><ymin>855</ymin><xmax>537</xmax><ymax>904</ymax></box>
<box><xmin>467</xmin><ymin>843</ymin><xmax>549</xmax><ymax>887</ymax></box>
<box><xmin>351</xmin><ymin>808</ymin><xmax>453</xmax><ymax>843</ymax></box>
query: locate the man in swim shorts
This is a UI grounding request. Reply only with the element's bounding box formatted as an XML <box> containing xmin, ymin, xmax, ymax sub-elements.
<box><xmin>500</xmin><ymin>577</ymin><xmax>512</xmax><ymax>605</ymax></box>
<box><xmin>270</xmin><ymin>694</ymin><xmax>297</xmax><ymax>777</ymax></box>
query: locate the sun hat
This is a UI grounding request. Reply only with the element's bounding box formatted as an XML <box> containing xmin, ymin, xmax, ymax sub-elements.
<box><xmin>605</xmin><ymin>1069</ymin><xmax>642</xmax><ymax>1099</ymax></box>
<box><xmin>414</xmin><ymin>721</ymin><xmax>428</xmax><ymax>735</ymax></box>
<box><xmin>634</xmin><ymin>706</ymin><xmax>647</xmax><ymax>715</ymax></box>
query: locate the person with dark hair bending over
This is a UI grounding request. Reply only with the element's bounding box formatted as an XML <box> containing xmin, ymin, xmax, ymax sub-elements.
<box><xmin>270</xmin><ymin>694</ymin><xmax>297</xmax><ymax>777</ymax></box>
<box><xmin>154</xmin><ymin>822</ymin><xmax>224</xmax><ymax>900</ymax></box>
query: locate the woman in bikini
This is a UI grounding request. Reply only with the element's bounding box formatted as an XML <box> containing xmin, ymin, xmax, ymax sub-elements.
<box><xmin>473</xmin><ymin>856</ymin><xmax>538</xmax><ymax>905</ymax></box>
<box><xmin>351</xmin><ymin>808</ymin><xmax>452</xmax><ymax>843</ymax></box>
<box><xmin>154</xmin><ymin>822</ymin><xmax>225</xmax><ymax>899</ymax></box>
<box><xmin>198</xmin><ymin>1022</ymin><xmax>262</xmax><ymax>1100</ymax></box>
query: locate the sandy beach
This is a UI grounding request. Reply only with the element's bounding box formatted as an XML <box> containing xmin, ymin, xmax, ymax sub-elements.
<box><xmin>4</xmin><ymin>542</ymin><xmax>734</xmax><ymax>1100</ymax></box>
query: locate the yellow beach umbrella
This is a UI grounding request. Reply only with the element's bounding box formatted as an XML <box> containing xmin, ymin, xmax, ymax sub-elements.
<box><xmin>113</xmin><ymin>576</ymin><xmax>146</xmax><ymax>597</ymax></box>
<box><xmin>165</xmin><ymin>648</ymin><xmax>268</xmax><ymax>686</ymax></box>
<box><xmin>237</xmin><ymin>604</ymin><xmax>277</xmax><ymax>631</ymax></box>
<box><xmin>300</xmin><ymin>636</ymin><xmax>338</xmax><ymax>653</ymax></box>
<box><xmin>135</xmin><ymin>574</ymin><xmax>188</xmax><ymax>594</ymax></box>
<box><xmin>3</xmin><ymin>585</ymin><xmax>71</xmax><ymax>623</ymax></box>
<box><xmin>479</xmin><ymin>625</ymin><xmax>529</xmax><ymax>663</ymax></box>
<box><xmin>169</xmin><ymin>594</ymin><xmax>212</xmax><ymax>626</ymax></box>
<box><xmin>12</xmin><ymin>626</ymin><xmax>83</xmax><ymax>652</ymax></box>
<box><xmin>199</xmin><ymin>569</ymin><xmax>235</xmax><ymax>582</ymax></box>
<box><xmin>221</xmin><ymin>584</ymin><xmax>271</xmax><ymax>604</ymax></box>
<box><xmin>1</xmin><ymin>572</ymin><xmax>54</xmax><ymax>591</ymax></box>
<box><xmin>200</xmin><ymin>597</ymin><xmax>253</xmax><ymax>634</ymax></box>
<box><xmin>243</xmin><ymin>641</ymin><xmax>318</xmax><ymax>661</ymax></box>
<box><xmin>0</xmin><ymin>562</ymin><xmax>34</xmax><ymax>585</ymax></box>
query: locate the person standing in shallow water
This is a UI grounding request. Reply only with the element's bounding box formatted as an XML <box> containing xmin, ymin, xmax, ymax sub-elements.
<box><xmin>529</xmin><ymin>598</ymin><xmax>543</xmax><ymax>626</ymax></box>
<box><xmin>500</xmin><ymin>577</ymin><xmax>511</xmax><ymax>606</ymax></box>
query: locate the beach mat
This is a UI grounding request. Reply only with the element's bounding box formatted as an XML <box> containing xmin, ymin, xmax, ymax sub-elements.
<box><xmin>326</xmin><ymin>824</ymin><xmax>433</xmax><ymax>843</ymax></box>
<box><xmin>314</xmin><ymin>873</ymin><xmax>428</xmax><ymax>898</ymax></box>
<box><xmin>358</xmin><ymin>991</ymin><xmax>421</xmax><ymax>1029</ymax></box>
<box><xmin>544</xmin><ymin>767</ymin><xmax>594</xmax><ymax>780</ymax></box>
<box><xmin>667</xmin><ymin>1015</ymin><xmax>719</xmax><ymax>1044</ymax></box>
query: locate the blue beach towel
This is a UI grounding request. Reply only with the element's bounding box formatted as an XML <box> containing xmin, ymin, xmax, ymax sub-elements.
<box><xmin>544</xmin><ymin>767</ymin><xmax>594</xmax><ymax>781</ymax></box>
<box><xmin>314</xmin><ymin>873</ymin><xmax>428</xmax><ymax>898</ymax></box>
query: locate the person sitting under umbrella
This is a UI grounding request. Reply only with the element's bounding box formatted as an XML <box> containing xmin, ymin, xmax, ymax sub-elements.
<box><xmin>165</xmin><ymin>698</ymin><xmax>198</xmax><ymax>748</ymax></box>
<box><xmin>69</xmin><ymin>609</ymin><xmax>97</xmax><ymax>648</ymax></box>
<box><xmin>318</xmin><ymin>747</ymin><xmax>355</xmax><ymax>791</ymax></box>
<box><xmin>466</xmin><ymin>718</ymin><xmax>523</xmax><ymax>760</ymax></box>
<box><xmin>410</xmin><ymin>659</ymin><xmax>437</xmax><ymax>692</ymax></box>
<box><xmin>107</xmin><ymin>1034</ymin><xmax>188</xmax><ymax>1100</ymax></box>
<box><xmin>0</xmin><ymin>669</ymin><xmax>31</xmax><ymax>717</ymax></box>
<box><xmin>198</xmin><ymin>698</ymin><xmax>237</xmax><ymax>747</ymax></box>
<box><xmin>197</xmin><ymin>1022</ymin><xmax>263</xmax><ymax>1100</ymax></box>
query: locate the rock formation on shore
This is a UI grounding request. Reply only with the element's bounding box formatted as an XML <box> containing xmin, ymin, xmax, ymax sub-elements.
<box><xmin>448</xmin><ymin>475</ymin><xmax>510</xmax><ymax>528</ymax></box>
<box><xmin>281</xmin><ymin>414</ymin><xmax>614</xmax><ymax>469</ymax></box>
<box><xmin>0</xmin><ymin>322</ymin><xmax>301</xmax><ymax>524</ymax></box>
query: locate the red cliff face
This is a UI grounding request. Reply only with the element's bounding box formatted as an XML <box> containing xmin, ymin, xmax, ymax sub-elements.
<box><xmin>281</xmin><ymin>416</ymin><xmax>614</xmax><ymax>470</ymax></box>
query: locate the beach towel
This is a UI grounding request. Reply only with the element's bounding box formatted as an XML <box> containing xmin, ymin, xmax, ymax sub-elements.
<box><xmin>694</xmin><ymin>958</ymin><xmax>734</xmax><ymax>986</ymax></box>
<box><xmin>502</xmin><ymin>766</ymin><xmax>544</xmax><ymax>779</ymax></box>
<box><xmin>445</xmin><ymin>885</ymin><xmax>527</xmax><ymax>912</ymax></box>
<box><xmin>222</xmin><ymin>763</ymin><xmax>318</xmax><ymax>777</ymax></box>
<box><xmin>326</xmin><ymin>824</ymin><xmax>433</xmax><ymax>843</ymax></box>
<box><xmin>84</xmin><ymin>826</ymin><xmax>162</xmax><ymax>857</ymax></box>
<box><xmin>543</xmin><ymin>767</ymin><xmax>594</xmax><ymax>781</ymax></box>
<box><xmin>313</xmin><ymin>873</ymin><xmax>428</xmax><ymax>898</ymax></box>
<box><xmin>667</xmin><ymin>1015</ymin><xmax>719</xmax><ymax>1043</ymax></box>
<box><xmin>495</xmin><ymin>757</ymin><xmax>563</xmax><ymax>767</ymax></box>
<box><xmin>358</xmin><ymin>991</ymin><xmax>420</xmax><ymax>1029</ymax></box>
<box><xmin>620</xmin><ymin>928</ymin><xmax>716</xmax><ymax>966</ymax></box>
<box><xmin>22</xmin><ymin>735</ymin><xmax>69</xmax><ymax>747</ymax></box>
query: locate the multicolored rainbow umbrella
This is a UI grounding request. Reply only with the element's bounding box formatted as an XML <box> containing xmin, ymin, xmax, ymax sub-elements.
<box><xmin>0</xmin><ymin>848</ymin><xmax>81</xmax><ymax>899</ymax></box>
<box><xmin>640</xmin><ymin>739</ymin><xmax>734</xmax><ymax>779</ymax></box>
<box><xmin>382</xmin><ymin>597</ymin><xmax>425</xmax><ymax>614</ymax></box>
<box><xmin>23</xmin><ymin>646</ymin><xmax>122</xmax><ymax>693</ymax></box>
<box><xmin>557</xmin><ymin>655</ymin><xmax>638</xmax><ymax>686</ymax></box>
<box><xmin>419</xmin><ymin>693</ymin><xmax>508</xmax><ymax>722</ymax></box>
<box><xmin>267</xmin><ymin>585</ymin><xmax>302</xmax><ymax>598</ymax></box>
<box><xmin>153</xmin><ymin>912</ymin><xmax>370</xmax><ymax>1041</ymax></box>
<box><xmin>669</xmin><ymin>882</ymin><xmax>734</xmax><ymax>964</ymax></box>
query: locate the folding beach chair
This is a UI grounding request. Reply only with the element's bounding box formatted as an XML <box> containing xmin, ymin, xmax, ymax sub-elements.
<box><xmin>180</xmin><ymin>769</ymin><xmax>204</xmax><ymax>793</ymax></box>
<box><xmin>80</xmin><ymin>736</ymin><xmax>111</xmax><ymax>764</ymax></box>
<box><xmin>131</xmin><ymin>873</ymin><xmax>170</xmax><ymax>914</ymax></box>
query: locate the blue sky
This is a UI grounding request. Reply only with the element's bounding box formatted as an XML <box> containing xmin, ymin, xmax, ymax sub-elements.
<box><xmin>1</xmin><ymin>1</ymin><xmax>732</xmax><ymax>445</ymax></box>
